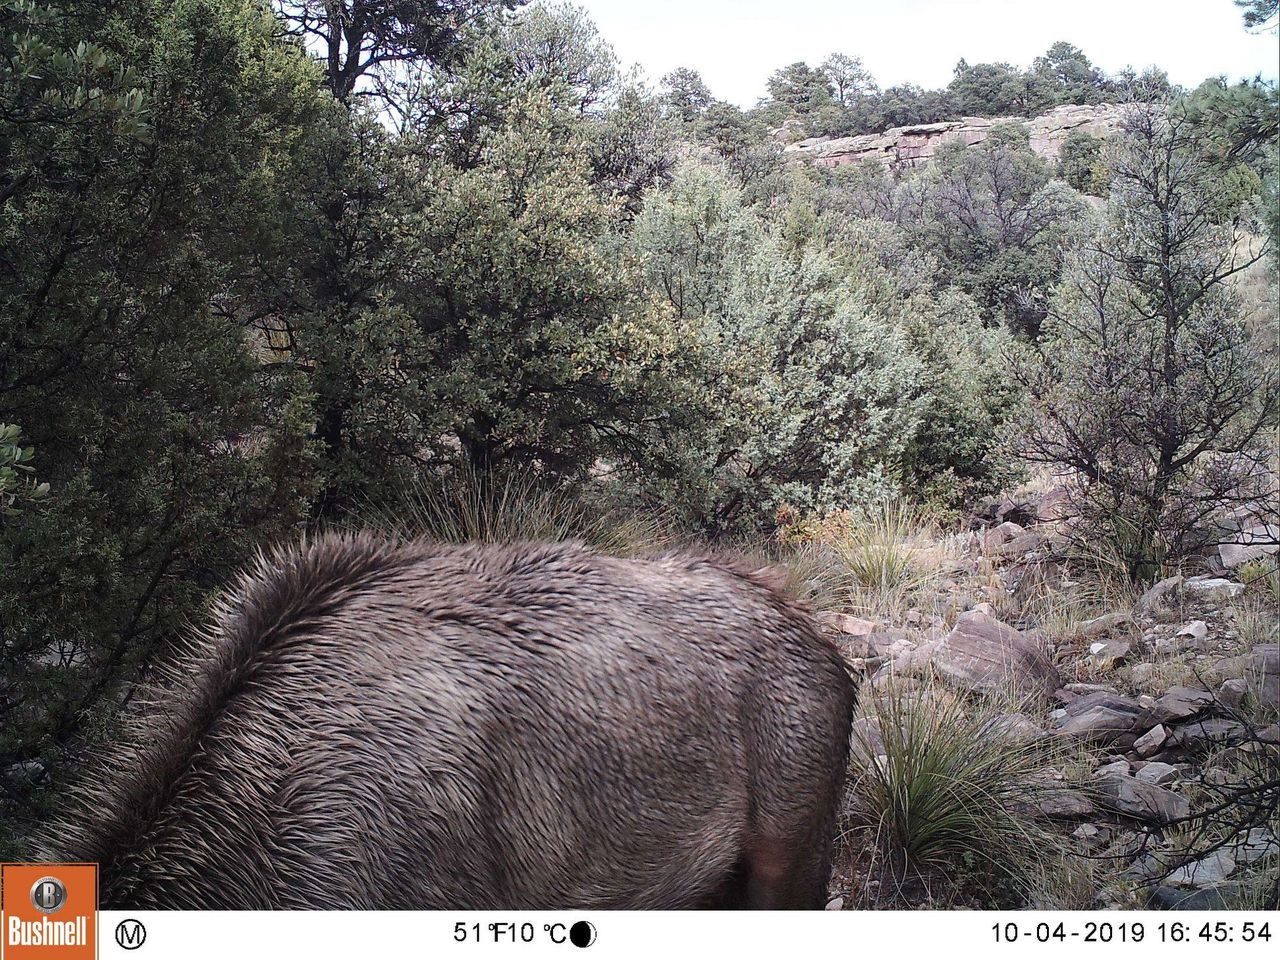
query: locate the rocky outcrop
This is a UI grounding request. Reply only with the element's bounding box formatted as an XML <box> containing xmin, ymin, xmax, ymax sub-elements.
<box><xmin>784</xmin><ymin>103</ymin><xmax>1130</xmax><ymax>169</ymax></box>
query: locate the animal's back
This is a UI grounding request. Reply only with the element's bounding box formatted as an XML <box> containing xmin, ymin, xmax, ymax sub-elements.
<box><xmin>42</xmin><ymin>534</ymin><xmax>855</xmax><ymax>909</ymax></box>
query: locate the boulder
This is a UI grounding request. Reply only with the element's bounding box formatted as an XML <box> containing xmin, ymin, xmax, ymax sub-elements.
<box><xmin>1218</xmin><ymin>524</ymin><xmax>1279</xmax><ymax>568</ymax></box>
<box><xmin>1135</xmin><ymin>761</ymin><xmax>1180</xmax><ymax>785</ymax></box>
<box><xmin>1183</xmin><ymin>576</ymin><xmax>1245</xmax><ymax>601</ymax></box>
<box><xmin>1142</xmin><ymin>686</ymin><xmax>1214</xmax><ymax>726</ymax></box>
<box><xmin>1176</xmin><ymin>620</ymin><xmax>1208</xmax><ymax>640</ymax></box>
<box><xmin>1088</xmin><ymin>639</ymin><xmax>1132</xmax><ymax>664</ymax></box>
<box><xmin>1054</xmin><ymin>691</ymin><xmax>1144</xmax><ymax>743</ymax></box>
<box><xmin>989</xmin><ymin>531</ymin><xmax>1045</xmax><ymax>560</ymax></box>
<box><xmin>1136</xmin><ymin>574</ymin><xmax>1183</xmax><ymax>614</ymax></box>
<box><xmin>1166</xmin><ymin>718</ymin><xmax>1249</xmax><ymax>752</ymax></box>
<box><xmin>1217</xmin><ymin>678</ymin><xmax>1248</xmax><ymax>710</ymax></box>
<box><xmin>818</xmin><ymin>612</ymin><xmax>878</xmax><ymax>636</ymax></box>
<box><xmin>1036</xmin><ymin>788</ymin><xmax>1096</xmax><ymax>819</ymax></box>
<box><xmin>931</xmin><ymin>611</ymin><xmax>1060</xmax><ymax>697</ymax></box>
<box><xmin>1095</xmin><ymin>775</ymin><xmax>1189</xmax><ymax>823</ymax></box>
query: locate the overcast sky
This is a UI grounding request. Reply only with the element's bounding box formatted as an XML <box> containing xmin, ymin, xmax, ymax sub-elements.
<box><xmin>575</xmin><ymin>0</ymin><xmax>1279</xmax><ymax>106</ymax></box>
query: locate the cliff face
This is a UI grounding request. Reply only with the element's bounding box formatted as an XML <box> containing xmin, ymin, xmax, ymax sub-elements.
<box><xmin>784</xmin><ymin>103</ymin><xmax>1130</xmax><ymax>169</ymax></box>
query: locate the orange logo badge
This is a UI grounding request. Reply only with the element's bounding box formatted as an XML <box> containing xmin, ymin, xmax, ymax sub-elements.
<box><xmin>1</xmin><ymin>864</ymin><xmax>97</xmax><ymax>960</ymax></box>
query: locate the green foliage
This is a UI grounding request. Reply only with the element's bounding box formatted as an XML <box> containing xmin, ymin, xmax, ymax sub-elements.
<box><xmin>275</xmin><ymin>0</ymin><xmax>521</xmax><ymax>103</ymax></box>
<box><xmin>0</xmin><ymin>425</ymin><xmax>48</xmax><ymax>515</ymax></box>
<box><xmin>1235</xmin><ymin>0</ymin><xmax>1279</xmax><ymax>32</ymax></box>
<box><xmin>1</xmin><ymin>0</ymin><xmax>322</xmax><ymax>834</ymax></box>
<box><xmin>659</xmin><ymin>67</ymin><xmax>712</xmax><ymax>122</ymax></box>
<box><xmin>498</xmin><ymin>0</ymin><xmax>617</xmax><ymax>113</ymax></box>
<box><xmin>397</xmin><ymin>89</ymin><xmax>693</xmax><ymax>478</ymax></box>
<box><xmin>900</xmin><ymin>125</ymin><xmax>1090</xmax><ymax>335</ymax></box>
<box><xmin>765</xmin><ymin>61</ymin><xmax>834</xmax><ymax>116</ymax></box>
<box><xmin>1057</xmin><ymin>131</ymin><xmax>1109</xmax><ymax>196</ymax></box>
<box><xmin>1018</xmin><ymin>106</ymin><xmax>1277</xmax><ymax>579</ymax></box>
<box><xmin>626</xmin><ymin>163</ymin><xmax>1020</xmax><ymax>531</ymax></box>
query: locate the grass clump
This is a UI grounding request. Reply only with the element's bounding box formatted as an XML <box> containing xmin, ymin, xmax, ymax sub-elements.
<box><xmin>363</xmin><ymin>467</ymin><xmax>672</xmax><ymax>556</ymax></box>
<box><xmin>840</xmin><ymin>677</ymin><xmax>1078</xmax><ymax>908</ymax></box>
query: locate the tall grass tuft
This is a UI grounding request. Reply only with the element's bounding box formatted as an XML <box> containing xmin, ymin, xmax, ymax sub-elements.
<box><xmin>362</xmin><ymin>467</ymin><xmax>672</xmax><ymax>556</ymax></box>
<box><xmin>842</xmin><ymin>677</ymin><xmax>1077</xmax><ymax>907</ymax></box>
<box><xmin>833</xmin><ymin>499</ymin><xmax>937</xmax><ymax>618</ymax></box>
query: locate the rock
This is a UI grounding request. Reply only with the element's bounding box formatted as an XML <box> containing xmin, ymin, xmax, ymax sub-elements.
<box><xmin>1135</xmin><ymin>761</ymin><xmax>1180</xmax><ymax>785</ymax></box>
<box><xmin>1137</xmin><ymin>574</ymin><xmax>1184</xmax><ymax>614</ymax></box>
<box><xmin>1096</xmin><ymin>759</ymin><xmax>1130</xmax><ymax>777</ymax></box>
<box><xmin>1134</xmin><ymin>724</ymin><xmax>1169</xmax><ymax>758</ymax></box>
<box><xmin>818</xmin><ymin>612</ymin><xmax>879</xmax><ymax>636</ymax></box>
<box><xmin>1177</xmin><ymin>620</ymin><xmax>1209</xmax><ymax>640</ymax></box>
<box><xmin>1037</xmin><ymin>788</ymin><xmax>1096</xmax><ymax>819</ymax></box>
<box><xmin>1209</xmin><ymin>645</ymin><xmax>1279</xmax><ymax>701</ymax></box>
<box><xmin>1054</xmin><ymin>691</ymin><xmax>1144</xmax><ymax>743</ymax></box>
<box><xmin>1233</xmin><ymin>828</ymin><xmax>1279</xmax><ymax>868</ymax></box>
<box><xmin>1164</xmin><ymin>849</ymin><xmax>1236</xmax><ymax>887</ymax></box>
<box><xmin>825</xmin><ymin>896</ymin><xmax>844</xmax><ymax>911</ymax></box>
<box><xmin>1095</xmin><ymin>776</ymin><xmax>1190</xmax><ymax>823</ymax></box>
<box><xmin>1148</xmin><ymin>883</ymin><xmax>1244</xmax><ymax>910</ymax></box>
<box><xmin>1218</xmin><ymin>678</ymin><xmax>1248</xmax><ymax>710</ymax></box>
<box><xmin>1143</xmin><ymin>686</ymin><xmax>1215</xmax><ymax>726</ymax></box>
<box><xmin>786</xmin><ymin>103</ymin><xmax>1131</xmax><ymax>170</ymax></box>
<box><xmin>931</xmin><ymin>610</ymin><xmax>1060</xmax><ymax>698</ymax></box>
<box><xmin>1166</xmin><ymin>718</ymin><xmax>1249</xmax><ymax>752</ymax></box>
<box><xmin>1088</xmin><ymin>639</ymin><xmax>1132</xmax><ymax>664</ymax></box>
<box><xmin>1081</xmin><ymin>612</ymin><xmax>1130</xmax><ymax>638</ymax></box>
<box><xmin>990</xmin><ymin>530</ymin><xmax>1045</xmax><ymax>559</ymax></box>
<box><xmin>1218</xmin><ymin>524</ymin><xmax>1279</xmax><ymax>568</ymax></box>
<box><xmin>984</xmin><ymin>521</ymin><xmax>1025</xmax><ymax>550</ymax></box>
<box><xmin>848</xmin><ymin>716</ymin><xmax>885</xmax><ymax>766</ymax></box>
<box><xmin>1183</xmin><ymin>576</ymin><xmax>1245</xmax><ymax>601</ymax></box>
<box><xmin>986</xmin><ymin>712</ymin><xmax>1048</xmax><ymax>744</ymax></box>
<box><xmin>1071</xmin><ymin>823</ymin><xmax>1110</xmax><ymax>851</ymax></box>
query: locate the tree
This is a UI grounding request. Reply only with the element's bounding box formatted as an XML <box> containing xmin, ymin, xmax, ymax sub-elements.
<box><xmin>396</xmin><ymin>90</ymin><xmax>693</xmax><ymax>477</ymax></box>
<box><xmin>498</xmin><ymin>0</ymin><xmax>616</xmax><ymax>113</ymax></box>
<box><xmin>766</xmin><ymin>61</ymin><xmax>833</xmax><ymax>115</ymax></box>
<box><xmin>1017</xmin><ymin>105</ymin><xmax>1276</xmax><ymax>578</ymax></box>
<box><xmin>1235</xmin><ymin>0</ymin><xmax>1279</xmax><ymax>32</ymax></box>
<box><xmin>901</xmin><ymin>125</ymin><xmax>1087</xmax><ymax>335</ymax></box>
<box><xmin>948</xmin><ymin>60</ymin><xmax>1052</xmax><ymax>116</ymax></box>
<box><xmin>659</xmin><ymin>67</ymin><xmax>712</xmax><ymax>122</ymax></box>
<box><xmin>275</xmin><ymin>0</ymin><xmax>519</xmax><ymax>103</ymax></box>
<box><xmin>1032</xmin><ymin>41</ymin><xmax>1105</xmax><ymax>105</ymax></box>
<box><xmin>0</xmin><ymin>426</ymin><xmax>48</xmax><ymax>517</ymax></box>
<box><xmin>1</xmin><ymin>0</ymin><xmax>321</xmax><ymax>849</ymax></box>
<box><xmin>627</xmin><ymin>163</ymin><xmax>1014</xmax><ymax>530</ymax></box>
<box><xmin>1057</xmin><ymin>130</ymin><xmax>1109</xmax><ymax>195</ymax></box>
<box><xmin>821</xmin><ymin>53</ymin><xmax>877</xmax><ymax>106</ymax></box>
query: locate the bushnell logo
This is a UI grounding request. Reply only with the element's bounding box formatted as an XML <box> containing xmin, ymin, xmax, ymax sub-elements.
<box><xmin>27</xmin><ymin>880</ymin><xmax>65</xmax><ymax>916</ymax></box>
<box><xmin>0</xmin><ymin>863</ymin><xmax>96</xmax><ymax>960</ymax></box>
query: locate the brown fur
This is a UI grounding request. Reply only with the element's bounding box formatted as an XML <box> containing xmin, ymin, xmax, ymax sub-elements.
<box><xmin>38</xmin><ymin>533</ymin><xmax>856</xmax><ymax>909</ymax></box>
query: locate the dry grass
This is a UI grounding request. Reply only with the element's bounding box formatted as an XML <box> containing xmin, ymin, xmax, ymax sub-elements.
<box><xmin>792</xmin><ymin>499</ymin><xmax>961</xmax><ymax>622</ymax></box>
<box><xmin>364</xmin><ymin>466</ymin><xmax>675</xmax><ymax>556</ymax></box>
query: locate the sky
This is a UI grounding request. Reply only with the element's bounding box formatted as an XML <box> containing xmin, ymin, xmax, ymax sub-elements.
<box><xmin>575</xmin><ymin>0</ymin><xmax>1280</xmax><ymax>106</ymax></box>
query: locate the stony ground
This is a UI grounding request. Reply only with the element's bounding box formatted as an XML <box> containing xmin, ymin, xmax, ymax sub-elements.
<box><xmin>814</xmin><ymin>488</ymin><xmax>1279</xmax><ymax>911</ymax></box>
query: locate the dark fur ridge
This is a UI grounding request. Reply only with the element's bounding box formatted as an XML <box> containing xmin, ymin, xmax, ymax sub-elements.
<box><xmin>38</xmin><ymin>533</ymin><xmax>856</xmax><ymax>909</ymax></box>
